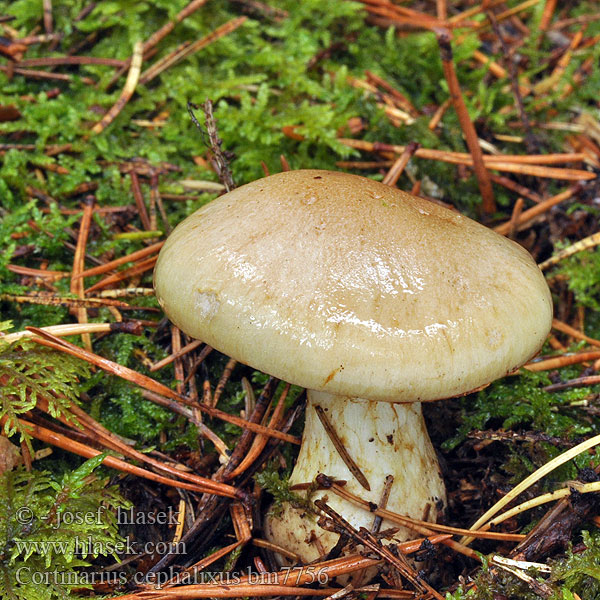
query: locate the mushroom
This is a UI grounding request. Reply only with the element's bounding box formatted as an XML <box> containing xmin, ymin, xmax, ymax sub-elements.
<box><xmin>153</xmin><ymin>169</ymin><xmax>552</xmax><ymax>564</ymax></box>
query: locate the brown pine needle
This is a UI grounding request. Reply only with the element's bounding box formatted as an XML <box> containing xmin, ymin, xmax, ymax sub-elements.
<box><xmin>36</xmin><ymin>396</ymin><xmax>228</xmax><ymax>490</ymax></box>
<box><xmin>507</xmin><ymin>197</ymin><xmax>524</xmax><ymax>239</ymax></box>
<box><xmin>139</xmin><ymin>18</ymin><xmax>247</xmax><ymax>85</ymax></box>
<box><xmin>70</xmin><ymin>198</ymin><xmax>94</xmax><ymax>351</ymax></box>
<box><xmin>337</xmin><ymin>138</ymin><xmax>592</xmax><ymax>179</ymax></box>
<box><xmin>494</xmin><ymin>185</ymin><xmax>581</xmax><ymax>236</ymax></box>
<box><xmin>149</xmin><ymin>339</ymin><xmax>205</xmax><ymax>372</ymax></box>
<box><xmin>437</xmin><ymin>28</ymin><xmax>495</xmax><ymax>215</ymax></box>
<box><xmin>428</xmin><ymin>98</ymin><xmax>452</xmax><ymax>130</ymax></box>
<box><xmin>551</xmin><ymin>318</ymin><xmax>600</xmax><ymax>348</ymax></box>
<box><xmin>540</xmin><ymin>0</ymin><xmax>557</xmax><ymax>30</ymax></box>
<box><xmin>91</xmin><ymin>41</ymin><xmax>143</xmax><ymax>135</ymax></box>
<box><xmin>523</xmin><ymin>351</ymin><xmax>600</xmax><ymax>372</ymax></box>
<box><xmin>7</xmin><ymin>265</ymin><xmax>68</xmax><ymax>279</ymax></box>
<box><xmin>227</xmin><ymin>383</ymin><xmax>290</xmax><ymax>479</ymax></box>
<box><xmin>328</xmin><ymin>481</ymin><xmax>511</xmax><ymax>550</ymax></box>
<box><xmin>13</xmin><ymin>416</ymin><xmax>240</xmax><ymax>498</ymax></box>
<box><xmin>28</xmin><ymin>328</ymin><xmax>301</xmax><ymax>445</ymax></box>
<box><xmin>212</xmin><ymin>358</ymin><xmax>238</xmax><ymax>407</ymax></box>
<box><xmin>20</xmin><ymin>56</ymin><xmax>126</xmax><ymax>67</ymax></box>
<box><xmin>314</xmin><ymin>404</ymin><xmax>371</xmax><ymax>491</ymax></box>
<box><xmin>85</xmin><ymin>255</ymin><xmax>158</xmax><ymax>293</ymax></box>
<box><xmin>130</xmin><ymin>170</ymin><xmax>153</xmax><ymax>231</ymax></box>
<box><xmin>74</xmin><ymin>241</ymin><xmax>164</xmax><ymax>280</ymax></box>
<box><xmin>382</xmin><ymin>142</ymin><xmax>419</xmax><ymax>186</ymax></box>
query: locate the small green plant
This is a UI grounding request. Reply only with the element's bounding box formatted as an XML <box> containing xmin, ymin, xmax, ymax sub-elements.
<box><xmin>0</xmin><ymin>323</ymin><xmax>90</xmax><ymax>450</ymax></box>
<box><xmin>0</xmin><ymin>455</ymin><xmax>129</xmax><ymax>600</ymax></box>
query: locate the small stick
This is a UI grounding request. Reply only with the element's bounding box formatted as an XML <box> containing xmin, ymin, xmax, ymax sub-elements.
<box><xmin>85</xmin><ymin>255</ymin><xmax>158</xmax><ymax>293</ymax></box>
<box><xmin>130</xmin><ymin>171</ymin><xmax>152</xmax><ymax>231</ymax></box>
<box><xmin>539</xmin><ymin>0</ymin><xmax>557</xmax><ymax>30</ymax></box>
<box><xmin>314</xmin><ymin>405</ymin><xmax>370</xmax><ymax>491</ymax></box>
<box><xmin>73</xmin><ymin>240</ymin><xmax>163</xmax><ymax>280</ymax></box>
<box><xmin>489</xmin><ymin>173</ymin><xmax>543</xmax><ymax>204</ymax></box>
<box><xmin>427</xmin><ymin>97</ymin><xmax>451</xmax><ymax>130</ymax></box>
<box><xmin>70</xmin><ymin>198</ymin><xmax>95</xmax><ymax>351</ymax></box>
<box><xmin>105</xmin><ymin>0</ymin><xmax>210</xmax><ymax>89</ymax></box>
<box><xmin>139</xmin><ymin>18</ymin><xmax>246</xmax><ymax>85</ymax></box>
<box><xmin>544</xmin><ymin>375</ymin><xmax>600</xmax><ymax>392</ymax></box>
<box><xmin>523</xmin><ymin>351</ymin><xmax>600</xmax><ymax>372</ymax></box>
<box><xmin>30</xmin><ymin>329</ymin><xmax>301</xmax><ymax>444</ymax></box>
<box><xmin>0</xmin><ymin>65</ymin><xmax>95</xmax><ymax>84</ymax></box>
<box><xmin>436</xmin><ymin>29</ymin><xmax>495</xmax><ymax>214</ymax></box>
<box><xmin>19</xmin><ymin>56</ymin><xmax>125</xmax><ymax>67</ymax></box>
<box><xmin>315</xmin><ymin>500</ymin><xmax>444</xmax><ymax>600</ymax></box>
<box><xmin>382</xmin><ymin>142</ymin><xmax>419</xmax><ymax>187</ymax></box>
<box><xmin>494</xmin><ymin>185</ymin><xmax>581</xmax><ymax>235</ymax></box>
<box><xmin>372</xmin><ymin>475</ymin><xmax>394</xmax><ymax>534</ymax></box>
<box><xmin>150</xmin><ymin>339</ymin><xmax>204</xmax><ymax>372</ymax></box>
<box><xmin>507</xmin><ymin>197</ymin><xmax>524</xmax><ymax>239</ymax></box>
<box><xmin>212</xmin><ymin>358</ymin><xmax>238</xmax><ymax>407</ymax></box>
<box><xmin>90</xmin><ymin>41</ymin><xmax>143</xmax><ymax>135</ymax></box>
<box><xmin>552</xmin><ymin>318</ymin><xmax>600</xmax><ymax>348</ymax></box>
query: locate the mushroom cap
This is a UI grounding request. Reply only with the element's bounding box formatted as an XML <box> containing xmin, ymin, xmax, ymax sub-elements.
<box><xmin>154</xmin><ymin>170</ymin><xmax>552</xmax><ymax>402</ymax></box>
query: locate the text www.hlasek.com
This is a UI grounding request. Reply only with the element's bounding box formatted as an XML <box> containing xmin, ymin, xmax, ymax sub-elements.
<box><xmin>12</xmin><ymin>536</ymin><xmax>184</xmax><ymax>558</ymax></box>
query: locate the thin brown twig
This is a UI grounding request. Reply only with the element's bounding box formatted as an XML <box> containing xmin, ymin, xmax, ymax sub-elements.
<box><xmin>70</xmin><ymin>197</ymin><xmax>94</xmax><ymax>351</ymax></box>
<box><xmin>139</xmin><ymin>17</ymin><xmax>246</xmax><ymax>85</ymax></box>
<box><xmin>382</xmin><ymin>142</ymin><xmax>419</xmax><ymax>187</ymax></box>
<box><xmin>494</xmin><ymin>185</ymin><xmax>581</xmax><ymax>235</ymax></box>
<box><xmin>552</xmin><ymin>318</ymin><xmax>600</xmax><ymax>348</ymax></box>
<box><xmin>315</xmin><ymin>499</ymin><xmax>444</xmax><ymax>600</ymax></box>
<box><xmin>523</xmin><ymin>351</ymin><xmax>600</xmax><ymax>372</ymax></box>
<box><xmin>29</xmin><ymin>329</ymin><xmax>301</xmax><ymax>445</ymax></box>
<box><xmin>436</xmin><ymin>28</ymin><xmax>495</xmax><ymax>215</ymax></box>
<box><xmin>150</xmin><ymin>339</ymin><xmax>205</xmax><ymax>372</ymax></box>
<box><xmin>105</xmin><ymin>0</ymin><xmax>210</xmax><ymax>89</ymax></box>
<box><xmin>11</xmin><ymin>415</ymin><xmax>240</xmax><ymax>498</ymax></box>
<box><xmin>74</xmin><ymin>241</ymin><xmax>163</xmax><ymax>280</ymax></box>
<box><xmin>314</xmin><ymin>405</ymin><xmax>370</xmax><ymax>491</ymax></box>
<box><xmin>85</xmin><ymin>255</ymin><xmax>158</xmax><ymax>293</ymax></box>
<box><xmin>130</xmin><ymin>171</ymin><xmax>152</xmax><ymax>231</ymax></box>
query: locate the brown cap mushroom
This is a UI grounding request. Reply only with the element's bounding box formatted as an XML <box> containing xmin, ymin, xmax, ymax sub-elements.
<box><xmin>154</xmin><ymin>169</ymin><xmax>552</xmax><ymax>563</ymax></box>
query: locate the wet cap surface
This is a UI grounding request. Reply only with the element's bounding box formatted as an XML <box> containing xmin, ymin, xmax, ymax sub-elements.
<box><xmin>154</xmin><ymin>170</ymin><xmax>553</xmax><ymax>402</ymax></box>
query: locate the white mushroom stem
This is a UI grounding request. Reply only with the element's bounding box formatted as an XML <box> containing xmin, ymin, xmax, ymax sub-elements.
<box><xmin>265</xmin><ymin>390</ymin><xmax>446</xmax><ymax>564</ymax></box>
